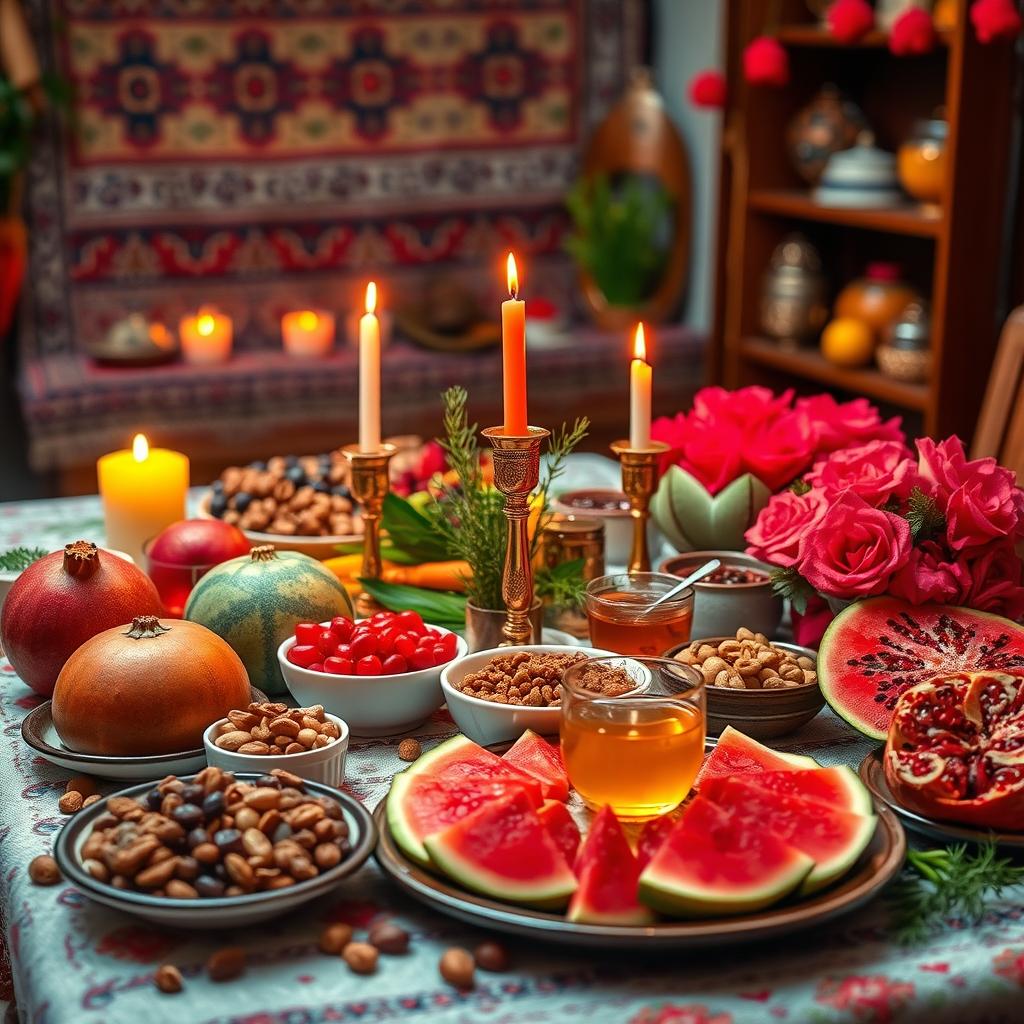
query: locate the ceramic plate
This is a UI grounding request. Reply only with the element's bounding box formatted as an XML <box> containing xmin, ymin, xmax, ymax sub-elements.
<box><xmin>21</xmin><ymin>686</ymin><xmax>269</xmax><ymax>781</ymax></box>
<box><xmin>55</xmin><ymin>773</ymin><xmax>376</xmax><ymax>927</ymax></box>
<box><xmin>859</xmin><ymin>748</ymin><xmax>1024</xmax><ymax>849</ymax></box>
<box><xmin>373</xmin><ymin>785</ymin><xmax>906</xmax><ymax>949</ymax></box>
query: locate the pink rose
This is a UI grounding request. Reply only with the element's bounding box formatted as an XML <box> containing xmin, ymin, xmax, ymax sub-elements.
<box><xmin>689</xmin><ymin>385</ymin><xmax>794</xmax><ymax>433</ymax></box>
<box><xmin>959</xmin><ymin>542</ymin><xmax>1024</xmax><ymax>620</ymax></box>
<box><xmin>797</xmin><ymin>394</ymin><xmax>905</xmax><ymax>455</ymax></box>
<box><xmin>797</xmin><ymin>492</ymin><xmax>912</xmax><ymax>598</ymax></box>
<box><xmin>678</xmin><ymin>420</ymin><xmax>745</xmax><ymax>495</ymax></box>
<box><xmin>746</xmin><ymin>487</ymin><xmax>829</xmax><ymax>568</ymax></box>
<box><xmin>915</xmin><ymin>436</ymin><xmax>972</xmax><ymax>500</ymax></box>
<box><xmin>888</xmin><ymin>541</ymin><xmax>970</xmax><ymax>605</ymax></box>
<box><xmin>743</xmin><ymin>409</ymin><xmax>817</xmax><ymax>492</ymax></box>
<box><xmin>805</xmin><ymin>440</ymin><xmax>918</xmax><ymax>505</ymax></box>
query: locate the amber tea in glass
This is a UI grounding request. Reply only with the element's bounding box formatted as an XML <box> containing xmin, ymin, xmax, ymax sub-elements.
<box><xmin>585</xmin><ymin>572</ymin><xmax>694</xmax><ymax>656</ymax></box>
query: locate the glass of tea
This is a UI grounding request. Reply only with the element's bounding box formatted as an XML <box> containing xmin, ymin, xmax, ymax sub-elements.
<box><xmin>585</xmin><ymin>572</ymin><xmax>694</xmax><ymax>655</ymax></box>
<box><xmin>561</xmin><ymin>656</ymin><xmax>705</xmax><ymax>819</ymax></box>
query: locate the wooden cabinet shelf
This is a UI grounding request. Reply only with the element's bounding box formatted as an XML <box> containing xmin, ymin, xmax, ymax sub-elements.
<box><xmin>775</xmin><ymin>25</ymin><xmax>951</xmax><ymax>48</ymax></box>
<box><xmin>740</xmin><ymin>338</ymin><xmax>930</xmax><ymax>410</ymax></box>
<box><xmin>748</xmin><ymin>189</ymin><xmax>943</xmax><ymax>238</ymax></box>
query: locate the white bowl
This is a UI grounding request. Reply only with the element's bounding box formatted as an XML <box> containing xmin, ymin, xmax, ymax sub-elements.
<box><xmin>441</xmin><ymin>644</ymin><xmax>623</xmax><ymax>747</ymax></box>
<box><xmin>278</xmin><ymin>625</ymin><xmax>467</xmax><ymax>736</ymax></box>
<box><xmin>203</xmin><ymin>713</ymin><xmax>349</xmax><ymax>786</ymax></box>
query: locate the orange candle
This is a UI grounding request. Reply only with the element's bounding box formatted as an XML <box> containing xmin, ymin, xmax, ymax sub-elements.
<box><xmin>179</xmin><ymin>307</ymin><xmax>232</xmax><ymax>365</ymax></box>
<box><xmin>501</xmin><ymin>252</ymin><xmax>528</xmax><ymax>435</ymax></box>
<box><xmin>282</xmin><ymin>308</ymin><xmax>335</xmax><ymax>358</ymax></box>
<box><xmin>629</xmin><ymin>322</ymin><xmax>652</xmax><ymax>449</ymax></box>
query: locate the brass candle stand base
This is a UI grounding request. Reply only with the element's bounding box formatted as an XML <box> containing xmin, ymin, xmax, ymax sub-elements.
<box><xmin>343</xmin><ymin>442</ymin><xmax>397</xmax><ymax>618</ymax></box>
<box><xmin>610</xmin><ymin>439</ymin><xmax>670</xmax><ymax>573</ymax></box>
<box><xmin>482</xmin><ymin>426</ymin><xmax>550</xmax><ymax>646</ymax></box>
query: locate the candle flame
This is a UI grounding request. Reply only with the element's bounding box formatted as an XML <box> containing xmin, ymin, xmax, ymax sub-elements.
<box><xmin>365</xmin><ymin>282</ymin><xmax>377</xmax><ymax>316</ymax></box>
<box><xmin>506</xmin><ymin>252</ymin><xmax>518</xmax><ymax>299</ymax></box>
<box><xmin>132</xmin><ymin>433</ymin><xmax>149</xmax><ymax>463</ymax></box>
<box><xmin>297</xmin><ymin>309</ymin><xmax>319</xmax><ymax>331</ymax></box>
<box><xmin>632</xmin><ymin>322</ymin><xmax>647</xmax><ymax>363</ymax></box>
<box><xmin>197</xmin><ymin>313</ymin><xmax>216</xmax><ymax>337</ymax></box>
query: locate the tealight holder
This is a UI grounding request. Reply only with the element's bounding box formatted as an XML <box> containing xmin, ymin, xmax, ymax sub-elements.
<box><xmin>482</xmin><ymin>426</ymin><xmax>551</xmax><ymax>646</ymax></box>
<box><xmin>343</xmin><ymin>443</ymin><xmax>397</xmax><ymax>617</ymax></box>
<box><xmin>610</xmin><ymin>440</ymin><xmax>669</xmax><ymax>573</ymax></box>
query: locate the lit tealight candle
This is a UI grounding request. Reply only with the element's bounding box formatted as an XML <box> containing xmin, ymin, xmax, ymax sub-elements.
<box><xmin>179</xmin><ymin>307</ymin><xmax>232</xmax><ymax>365</ymax></box>
<box><xmin>629</xmin><ymin>322</ymin><xmax>652</xmax><ymax>449</ymax></box>
<box><xmin>359</xmin><ymin>282</ymin><xmax>381</xmax><ymax>452</ymax></box>
<box><xmin>282</xmin><ymin>308</ymin><xmax>335</xmax><ymax>358</ymax></box>
<box><xmin>97</xmin><ymin>433</ymin><xmax>190</xmax><ymax>565</ymax></box>
<box><xmin>501</xmin><ymin>252</ymin><xmax>528</xmax><ymax>435</ymax></box>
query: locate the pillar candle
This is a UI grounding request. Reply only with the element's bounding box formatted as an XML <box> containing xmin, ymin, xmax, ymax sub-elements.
<box><xmin>282</xmin><ymin>309</ymin><xmax>335</xmax><ymax>358</ymax></box>
<box><xmin>179</xmin><ymin>308</ymin><xmax>232</xmax><ymax>365</ymax></box>
<box><xmin>501</xmin><ymin>252</ymin><xmax>528</xmax><ymax>435</ymax></box>
<box><xmin>97</xmin><ymin>434</ymin><xmax>190</xmax><ymax>564</ymax></box>
<box><xmin>359</xmin><ymin>282</ymin><xmax>381</xmax><ymax>451</ymax></box>
<box><xmin>629</xmin><ymin>322</ymin><xmax>652</xmax><ymax>449</ymax></box>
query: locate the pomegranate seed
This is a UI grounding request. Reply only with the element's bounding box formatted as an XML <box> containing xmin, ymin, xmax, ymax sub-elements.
<box><xmin>382</xmin><ymin>654</ymin><xmax>408</xmax><ymax>674</ymax></box>
<box><xmin>309</xmin><ymin>662</ymin><xmax>324</xmax><ymax>673</ymax></box>
<box><xmin>350</xmin><ymin>633</ymin><xmax>377</xmax><ymax>659</ymax></box>
<box><xmin>334</xmin><ymin>642</ymin><xmax>353</xmax><ymax>659</ymax></box>
<box><xmin>432</xmin><ymin>643</ymin><xmax>449</xmax><ymax>662</ymax></box>
<box><xmin>288</xmin><ymin>644</ymin><xmax>320</xmax><ymax>668</ymax></box>
<box><xmin>324</xmin><ymin>656</ymin><xmax>354</xmax><ymax>675</ymax></box>
<box><xmin>356</xmin><ymin>655</ymin><xmax>383</xmax><ymax>676</ymax></box>
<box><xmin>394</xmin><ymin>634</ymin><xmax>417</xmax><ymax>658</ymax></box>
<box><xmin>438</xmin><ymin>632</ymin><xmax>458</xmax><ymax>658</ymax></box>
<box><xmin>316</xmin><ymin>630</ymin><xmax>336</xmax><ymax>656</ymax></box>
<box><xmin>397</xmin><ymin>610</ymin><xmax>425</xmax><ymax>635</ymax></box>
<box><xmin>409</xmin><ymin>647</ymin><xmax>435</xmax><ymax>671</ymax></box>
<box><xmin>330</xmin><ymin>616</ymin><xmax>355</xmax><ymax>641</ymax></box>
<box><xmin>294</xmin><ymin>623</ymin><xmax>320</xmax><ymax>646</ymax></box>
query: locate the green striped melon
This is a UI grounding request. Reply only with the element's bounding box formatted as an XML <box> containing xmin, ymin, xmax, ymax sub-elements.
<box><xmin>184</xmin><ymin>544</ymin><xmax>353</xmax><ymax>695</ymax></box>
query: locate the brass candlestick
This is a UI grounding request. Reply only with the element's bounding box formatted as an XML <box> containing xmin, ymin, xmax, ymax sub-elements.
<box><xmin>343</xmin><ymin>442</ymin><xmax>397</xmax><ymax>617</ymax></box>
<box><xmin>482</xmin><ymin>426</ymin><xmax>550</xmax><ymax>646</ymax></box>
<box><xmin>611</xmin><ymin>440</ymin><xmax>669</xmax><ymax>573</ymax></box>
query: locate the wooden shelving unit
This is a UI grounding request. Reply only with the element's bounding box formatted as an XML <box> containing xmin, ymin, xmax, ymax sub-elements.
<box><xmin>710</xmin><ymin>0</ymin><xmax>1018</xmax><ymax>440</ymax></box>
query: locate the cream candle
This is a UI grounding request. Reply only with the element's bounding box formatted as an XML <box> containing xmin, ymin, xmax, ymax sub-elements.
<box><xmin>501</xmin><ymin>252</ymin><xmax>528</xmax><ymax>435</ymax></box>
<box><xmin>179</xmin><ymin>308</ymin><xmax>232</xmax><ymax>365</ymax></box>
<box><xmin>629</xmin><ymin>322</ymin><xmax>652</xmax><ymax>449</ymax></box>
<box><xmin>282</xmin><ymin>309</ymin><xmax>335</xmax><ymax>358</ymax></box>
<box><xmin>359</xmin><ymin>282</ymin><xmax>381</xmax><ymax>452</ymax></box>
<box><xmin>97</xmin><ymin>434</ymin><xmax>189</xmax><ymax>564</ymax></box>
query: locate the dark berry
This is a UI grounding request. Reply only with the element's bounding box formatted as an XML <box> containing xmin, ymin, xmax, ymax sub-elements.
<box><xmin>171</xmin><ymin>803</ymin><xmax>204</xmax><ymax>830</ymax></box>
<box><xmin>201</xmin><ymin>791</ymin><xmax>224</xmax><ymax>818</ymax></box>
<box><xmin>187</xmin><ymin>827</ymin><xmax>209</xmax><ymax>849</ymax></box>
<box><xmin>145</xmin><ymin>789</ymin><xmax>163</xmax><ymax>810</ymax></box>
<box><xmin>181</xmin><ymin>783</ymin><xmax>204</xmax><ymax>805</ymax></box>
<box><xmin>211</xmin><ymin>479</ymin><xmax>225</xmax><ymax>494</ymax></box>
<box><xmin>332</xmin><ymin>485</ymin><xmax>352</xmax><ymax>500</ymax></box>
<box><xmin>312</xmin><ymin>480</ymin><xmax>331</xmax><ymax>494</ymax></box>
<box><xmin>195</xmin><ymin>876</ymin><xmax>226</xmax><ymax>898</ymax></box>
<box><xmin>233</xmin><ymin>492</ymin><xmax>253</xmax><ymax>513</ymax></box>
<box><xmin>285</xmin><ymin>465</ymin><xmax>306</xmax><ymax>485</ymax></box>
<box><xmin>213</xmin><ymin>828</ymin><xmax>243</xmax><ymax>855</ymax></box>
<box><xmin>210</xmin><ymin>493</ymin><xmax>228</xmax><ymax>517</ymax></box>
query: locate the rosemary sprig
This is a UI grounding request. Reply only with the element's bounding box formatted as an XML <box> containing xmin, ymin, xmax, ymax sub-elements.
<box><xmin>535</xmin><ymin>559</ymin><xmax>587</xmax><ymax>611</ymax></box>
<box><xmin>888</xmin><ymin>843</ymin><xmax>1024</xmax><ymax>944</ymax></box>
<box><xmin>0</xmin><ymin>547</ymin><xmax>47</xmax><ymax>572</ymax></box>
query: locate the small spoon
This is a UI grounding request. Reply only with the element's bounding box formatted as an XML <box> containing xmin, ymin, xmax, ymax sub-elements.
<box><xmin>642</xmin><ymin>559</ymin><xmax>721</xmax><ymax>616</ymax></box>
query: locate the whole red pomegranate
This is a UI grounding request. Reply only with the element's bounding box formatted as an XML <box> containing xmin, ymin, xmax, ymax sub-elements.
<box><xmin>0</xmin><ymin>541</ymin><xmax>164</xmax><ymax>697</ymax></box>
<box><xmin>885</xmin><ymin>671</ymin><xmax>1024</xmax><ymax>830</ymax></box>
<box><xmin>148</xmin><ymin>518</ymin><xmax>251</xmax><ymax>566</ymax></box>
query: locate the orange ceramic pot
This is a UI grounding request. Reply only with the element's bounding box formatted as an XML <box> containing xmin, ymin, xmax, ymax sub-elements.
<box><xmin>897</xmin><ymin>118</ymin><xmax>948</xmax><ymax>204</ymax></box>
<box><xmin>834</xmin><ymin>263</ymin><xmax>920</xmax><ymax>340</ymax></box>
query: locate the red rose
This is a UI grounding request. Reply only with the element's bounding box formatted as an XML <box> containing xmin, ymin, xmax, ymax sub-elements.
<box><xmin>689</xmin><ymin>385</ymin><xmax>793</xmax><ymax>433</ymax></box>
<box><xmin>797</xmin><ymin>395</ymin><xmax>905</xmax><ymax>456</ymax></box>
<box><xmin>915</xmin><ymin>436</ymin><xmax>971</xmax><ymax>500</ymax></box>
<box><xmin>797</xmin><ymin>492</ymin><xmax>912</xmax><ymax>598</ymax></box>
<box><xmin>679</xmin><ymin>420</ymin><xmax>746</xmax><ymax>495</ymax></box>
<box><xmin>827</xmin><ymin>0</ymin><xmax>875</xmax><ymax>43</ymax></box>
<box><xmin>806</xmin><ymin>439</ymin><xmax>918</xmax><ymax>505</ymax></box>
<box><xmin>742</xmin><ymin>410</ymin><xmax>817</xmax><ymax>492</ymax></box>
<box><xmin>688</xmin><ymin>70</ymin><xmax>727</xmax><ymax>109</ymax></box>
<box><xmin>971</xmin><ymin>0</ymin><xmax>1023</xmax><ymax>43</ymax></box>
<box><xmin>746</xmin><ymin>488</ymin><xmax>829</xmax><ymax>568</ymax></box>
<box><xmin>888</xmin><ymin>541</ymin><xmax>970</xmax><ymax>605</ymax></box>
<box><xmin>959</xmin><ymin>542</ymin><xmax>1024</xmax><ymax>620</ymax></box>
<box><xmin>743</xmin><ymin>36</ymin><xmax>789</xmax><ymax>87</ymax></box>
<box><xmin>889</xmin><ymin>7</ymin><xmax>937</xmax><ymax>54</ymax></box>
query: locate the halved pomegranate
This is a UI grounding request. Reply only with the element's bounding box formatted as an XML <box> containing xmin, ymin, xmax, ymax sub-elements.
<box><xmin>885</xmin><ymin>672</ymin><xmax>1024</xmax><ymax>830</ymax></box>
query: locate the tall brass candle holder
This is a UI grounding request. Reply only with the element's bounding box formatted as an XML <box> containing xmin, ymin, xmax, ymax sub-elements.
<box><xmin>610</xmin><ymin>439</ymin><xmax>669</xmax><ymax>573</ymax></box>
<box><xmin>482</xmin><ymin>425</ymin><xmax>550</xmax><ymax>646</ymax></box>
<box><xmin>343</xmin><ymin>442</ymin><xmax>397</xmax><ymax>617</ymax></box>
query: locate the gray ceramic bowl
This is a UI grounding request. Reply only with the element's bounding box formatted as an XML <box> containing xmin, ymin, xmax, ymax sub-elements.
<box><xmin>660</xmin><ymin>550</ymin><xmax>783</xmax><ymax>639</ymax></box>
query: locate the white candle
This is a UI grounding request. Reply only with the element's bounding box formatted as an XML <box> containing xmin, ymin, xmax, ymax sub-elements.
<box><xmin>629</xmin><ymin>322</ymin><xmax>652</xmax><ymax>449</ymax></box>
<box><xmin>179</xmin><ymin>307</ymin><xmax>232</xmax><ymax>365</ymax></box>
<box><xmin>359</xmin><ymin>282</ymin><xmax>381</xmax><ymax>451</ymax></box>
<box><xmin>282</xmin><ymin>309</ymin><xmax>335</xmax><ymax>358</ymax></box>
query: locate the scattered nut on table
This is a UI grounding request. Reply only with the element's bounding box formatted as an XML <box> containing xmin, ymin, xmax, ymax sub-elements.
<box><xmin>206</xmin><ymin>947</ymin><xmax>246</xmax><ymax>982</ymax></box>
<box><xmin>29</xmin><ymin>855</ymin><xmax>60</xmax><ymax>885</ymax></box>
<box><xmin>397</xmin><ymin>738</ymin><xmax>421</xmax><ymax>762</ymax></box>
<box><xmin>473</xmin><ymin>940</ymin><xmax>509</xmax><ymax>972</ymax></box>
<box><xmin>58</xmin><ymin>791</ymin><xmax>83</xmax><ymax>814</ymax></box>
<box><xmin>343</xmin><ymin>942</ymin><xmax>379</xmax><ymax>975</ymax></box>
<box><xmin>439</xmin><ymin>947</ymin><xmax>476</xmax><ymax>989</ymax></box>
<box><xmin>154</xmin><ymin>964</ymin><xmax>183</xmax><ymax>994</ymax></box>
<box><xmin>369</xmin><ymin>921</ymin><xmax>410</xmax><ymax>954</ymax></box>
<box><xmin>673</xmin><ymin>627</ymin><xmax>817</xmax><ymax>690</ymax></box>
<box><xmin>318</xmin><ymin>923</ymin><xmax>354</xmax><ymax>955</ymax></box>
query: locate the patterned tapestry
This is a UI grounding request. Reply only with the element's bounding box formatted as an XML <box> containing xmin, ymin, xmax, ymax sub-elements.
<box><xmin>22</xmin><ymin>0</ymin><xmax>644</xmax><ymax>359</ymax></box>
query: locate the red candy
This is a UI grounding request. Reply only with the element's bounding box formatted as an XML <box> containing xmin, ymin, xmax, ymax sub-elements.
<box><xmin>288</xmin><ymin>644</ymin><xmax>320</xmax><ymax>668</ymax></box>
<box><xmin>356</xmin><ymin>654</ymin><xmax>383</xmax><ymax>676</ymax></box>
<box><xmin>293</xmin><ymin>623</ymin><xmax>321</xmax><ymax>646</ymax></box>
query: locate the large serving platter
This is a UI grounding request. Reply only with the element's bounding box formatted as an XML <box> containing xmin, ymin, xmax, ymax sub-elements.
<box><xmin>373</xmin><ymin>748</ymin><xmax>906</xmax><ymax>950</ymax></box>
<box><xmin>859</xmin><ymin>748</ymin><xmax>1024</xmax><ymax>850</ymax></box>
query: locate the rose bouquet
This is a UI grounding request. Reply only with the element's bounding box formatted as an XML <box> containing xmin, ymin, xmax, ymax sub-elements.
<box><xmin>650</xmin><ymin>388</ymin><xmax>904</xmax><ymax>551</ymax></box>
<box><xmin>746</xmin><ymin>436</ymin><xmax>1024</xmax><ymax>621</ymax></box>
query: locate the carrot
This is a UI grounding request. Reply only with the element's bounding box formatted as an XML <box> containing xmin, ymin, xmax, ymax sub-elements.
<box><xmin>323</xmin><ymin>553</ymin><xmax>364</xmax><ymax>581</ymax></box>
<box><xmin>381</xmin><ymin>560</ymin><xmax>471</xmax><ymax>592</ymax></box>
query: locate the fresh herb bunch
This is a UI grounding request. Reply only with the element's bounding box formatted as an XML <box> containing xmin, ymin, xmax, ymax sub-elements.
<box><xmin>535</xmin><ymin>558</ymin><xmax>588</xmax><ymax>611</ymax></box>
<box><xmin>433</xmin><ymin>386</ymin><xmax>588</xmax><ymax>611</ymax></box>
<box><xmin>0</xmin><ymin>546</ymin><xmax>46</xmax><ymax>572</ymax></box>
<box><xmin>888</xmin><ymin>843</ymin><xmax>1024</xmax><ymax>944</ymax></box>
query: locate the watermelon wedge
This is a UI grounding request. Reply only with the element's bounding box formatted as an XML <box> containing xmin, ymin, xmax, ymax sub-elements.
<box><xmin>639</xmin><ymin>796</ymin><xmax>814</xmax><ymax>917</ymax></box>
<box><xmin>537</xmin><ymin>800</ymin><xmax>581</xmax><ymax>866</ymax></box>
<box><xmin>636</xmin><ymin>813</ymin><xmax>679</xmax><ymax>870</ymax></box>
<box><xmin>696</xmin><ymin>726</ymin><xmax>818</xmax><ymax>786</ymax></box>
<box><xmin>388</xmin><ymin>735</ymin><xmax>543</xmax><ymax>865</ymax></box>
<box><xmin>424</xmin><ymin>789</ymin><xmax>577</xmax><ymax>910</ymax></box>
<box><xmin>503</xmin><ymin>729</ymin><xmax>570</xmax><ymax>801</ymax></box>
<box><xmin>743</xmin><ymin>767</ymin><xmax>873</xmax><ymax>817</ymax></box>
<box><xmin>701</xmin><ymin>777</ymin><xmax>876</xmax><ymax>894</ymax></box>
<box><xmin>568</xmin><ymin>806</ymin><xmax>654</xmax><ymax>926</ymax></box>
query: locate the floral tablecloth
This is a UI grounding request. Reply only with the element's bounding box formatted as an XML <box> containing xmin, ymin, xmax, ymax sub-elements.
<box><xmin>3</xmin><ymin>493</ymin><xmax>1024</xmax><ymax>1024</ymax></box>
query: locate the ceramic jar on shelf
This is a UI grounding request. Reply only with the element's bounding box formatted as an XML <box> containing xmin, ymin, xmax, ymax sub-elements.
<box><xmin>898</xmin><ymin>115</ymin><xmax>948</xmax><ymax>204</ymax></box>
<box><xmin>877</xmin><ymin>299</ymin><xmax>931</xmax><ymax>383</ymax></box>
<box><xmin>786</xmin><ymin>84</ymin><xmax>867</xmax><ymax>185</ymax></box>
<box><xmin>815</xmin><ymin>132</ymin><xmax>903</xmax><ymax>208</ymax></box>
<box><xmin>835</xmin><ymin>263</ymin><xmax>921</xmax><ymax>339</ymax></box>
<box><xmin>760</xmin><ymin>234</ymin><xmax>828</xmax><ymax>348</ymax></box>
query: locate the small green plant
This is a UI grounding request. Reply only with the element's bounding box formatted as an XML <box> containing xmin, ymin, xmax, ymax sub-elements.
<box><xmin>564</xmin><ymin>172</ymin><xmax>673</xmax><ymax>306</ymax></box>
<box><xmin>0</xmin><ymin>546</ymin><xmax>46</xmax><ymax>572</ymax></box>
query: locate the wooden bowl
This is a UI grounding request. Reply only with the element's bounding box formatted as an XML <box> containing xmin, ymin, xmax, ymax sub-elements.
<box><xmin>664</xmin><ymin>638</ymin><xmax>824</xmax><ymax>740</ymax></box>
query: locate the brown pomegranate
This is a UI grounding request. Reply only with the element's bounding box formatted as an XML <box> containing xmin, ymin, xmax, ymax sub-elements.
<box><xmin>884</xmin><ymin>671</ymin><xmax>1024</xmax><ymax>830</ymax></box>
<box><xmin>52</xmin><ymin>615</ymin><xmax>251</xmax><ymax>756</ymax></box>
<box><xmin>0</xmin><ymin>541</ymin><xmax>164</xmax><ymax>697</ymax></box>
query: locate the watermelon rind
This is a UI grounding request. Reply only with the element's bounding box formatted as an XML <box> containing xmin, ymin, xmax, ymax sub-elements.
<box><xmin>750</xmin><ymin>767</ymin><xmax>874</xmax><ymax>818</ymax></box>
<box><xmin>696</xmin><ymin>726</ymin><xmax>819</xmax><ymax>787</ymax></box>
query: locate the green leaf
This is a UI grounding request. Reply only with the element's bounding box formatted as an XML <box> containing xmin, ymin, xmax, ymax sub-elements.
<box><xmin>0</xmin><ymin>546</ymin><xmax>47</xmax><ymax>572</ymax></box>
<box><xmin>905</xmin><ymin>486</ymin><xmax>947</xmax><ymax>544</ymax></box>
<box><xmin>357</xmin><ymin>578</ymin><xmax>466</xmax><ymax>630</ymax></box>
<box><xmin>381</xmin><ymin>493</ymin><xmax>451</xmax><ymax>562</ymax></box>
<box><xmin>769</xmin><ymin>566</ymin><xmax>816</xmax><ymax>615</ymax></box>
<box><xmin>790</xmin><ymin>479</ymin><xmax>811</xmax><ymax>496</ymax></box>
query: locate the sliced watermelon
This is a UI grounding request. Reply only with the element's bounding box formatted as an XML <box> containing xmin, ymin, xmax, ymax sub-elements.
<box><xmin>387</xmin><ymin>735</ymin><xmax>543</xmax><ymax>865</ymax></box>
<box><xmin>745</xmin><ymin>767</ymin><xmax>873</xmax><ymax>817</ymax></box>
<box><xmin>701</xmin><ymin>777</ymin><xmax>876</xmax><ymax>894</ymax></box>
<box><xmin>424</xmin><ymin>789</ymin><xmax>577</xmax><ymax>910</ymax></box>
<box><xmin>636</xmin><ymin>812</ymin><xmax>679</xmax><ymax>870</ymax></box>
<box><xmin>639</xmin><ymin>796</ymin><xmax>813</xmax><ymax>917</ymax></box>
<box><xmin>568</xmin><ymin>806</ymin><xmax>654</xmax><ymax>926</ymax></box>
<box><xmin>696</xmin><ymin>726</ymin><xmax>818</xmax><ymax>786</ymax></box>
<box><xmin>537</xmin><ymin>800</ymin><xmax>581</xmax><ymax>866</ymax></box>
<box><xmin>503</xmin><ymin>729</ymin><xmax>570</xmax><ymax>801</ymax></box>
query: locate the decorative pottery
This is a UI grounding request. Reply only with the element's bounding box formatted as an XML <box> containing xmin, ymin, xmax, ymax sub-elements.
<box><xmin>835</xmin><ymin>263</ymin><xmax>920</xmax><ymax>339</ymax></box>
<box><xmin>786</xmin><ymin>85</ymin><xmax>867</xmax><ymax>185</ymax></box>
<box><xmin>650</xmin><ymin>468</ymin><xmax>772</xmax><ymax>554</ymax></box>
<box><xmin>897</xmin><ymin>116</ymin><xmax>948</xmax><ymax>204</ymax></box>
<box><xmin>814</xmin><ymin>133</ymin><xmax>903</xmax><ymax>208</ymax></box>
<box><xmin>87</xmin><ymin>314</ymin><xmax>177</xmax><ymax>367</ymax></box>
<box><xmin>464</xmin><ymin>600</ymin><xmax>543</xmax><ymax>653</ymax></box>
<box><xmin>877</xmin><ymin>299</ymin><xmax>931</xmax><ymax>383</ymax></box>
<box><xmin>760</xmin><ymin>234</ymin><xmax>828</xmax><ymax>348</ymax></box>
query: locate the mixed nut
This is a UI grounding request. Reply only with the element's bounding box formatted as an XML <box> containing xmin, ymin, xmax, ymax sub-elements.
<box><xmin>213</xmin><ymin>701</ymin><xmax>341</xmax><ymax>756</ymax></box>
<box><xmin>673</xmin><ymin>627</ymin><xmax>817</xmax><ymax>690</ymax></box>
